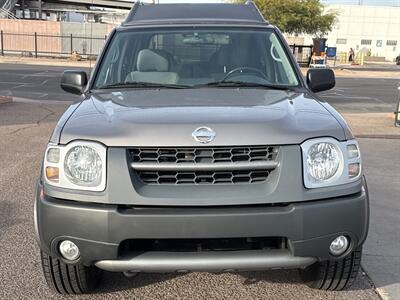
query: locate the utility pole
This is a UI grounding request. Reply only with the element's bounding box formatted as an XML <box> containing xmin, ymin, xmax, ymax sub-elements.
<box><xmin>22</xmin><ymin>0</ymin><xmax>25</xmax><ymax>19</ymax></box>
<box><xmin>38</xmin><ymin>0</ymin><xmax>42</xmax><ymax>20</ymax></box>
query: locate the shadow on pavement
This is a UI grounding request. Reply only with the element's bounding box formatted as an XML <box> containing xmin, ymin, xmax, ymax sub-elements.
<box><xmin>0</xmin><ymin>200</ymin><xmax>20</xmax><ymax>240</ymax></box>
<box><xmin>239</xmin><ymin>269</ymin><xmax>372</xmax><ymax>292</ymax></box>
<box><xmin>93</xmin><ymin>268</ymin><xmax>373</xmax><ymax>295</ymax></box>
<box><xmin>95</xmin><ymin>272</ymin><xmax>184</xmax><ymax>293</ymax></box>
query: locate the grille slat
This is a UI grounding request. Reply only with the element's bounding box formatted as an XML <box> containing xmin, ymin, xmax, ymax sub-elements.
<box><xmin>129</xmin><ymin>146</ymin><xmax>279</xmax><ymax>185</ymax></box>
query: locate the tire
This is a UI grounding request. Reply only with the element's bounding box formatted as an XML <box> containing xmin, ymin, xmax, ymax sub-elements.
<box><xmin>299</xmin><ymin>247</ymin><xmax>362</xmax><ymax>291</ymax></box>
<box><xmin>40</xmin><ymin>251</ymin><xmax>103</xmax><ymax>295</ymax></box>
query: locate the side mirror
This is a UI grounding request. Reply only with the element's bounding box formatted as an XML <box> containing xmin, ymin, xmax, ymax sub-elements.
<box><xmin>306</xmin><ymin>69</ymin><xmax>335</xmax><ymax>93</ymax></box>
<box><xmin>61</xmin><ymin>70</ymin><xmax>88</xmax><ymax>95</ymax></box>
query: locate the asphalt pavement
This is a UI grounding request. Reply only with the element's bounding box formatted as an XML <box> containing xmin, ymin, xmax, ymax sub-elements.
<box><xmin>0</xmin><ymin>63</ymin><xmax>399</xmax><ymax>113</ymax></box>
<box><xmin>0</xmin><ymin>64</ymin><xmax>83</xmax><ymax>102</ymax></box>
<box><xmin>319</xmin><ymin>77</ymin><xmax>399</xmax><ymax>113</ymax></box>
<box><xmin>0</xmin><ymin>63</ymin><xmax>399</xmax><ymax>299</ymax></box>
<box><xmin>0</xmin><ymin>101</ymin><xmax>382</xmax><ymax>300</ymax></box>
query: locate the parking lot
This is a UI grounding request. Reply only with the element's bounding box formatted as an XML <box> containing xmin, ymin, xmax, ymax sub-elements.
<box><xmin>0</xmin><ymin>63</ymin><xmax>399</xmax><ymax>299</ymax></box>
<box><xmin>0</xmin><ymin>63</ymin><xmax>398</xmax><ymax>110</ymax></box>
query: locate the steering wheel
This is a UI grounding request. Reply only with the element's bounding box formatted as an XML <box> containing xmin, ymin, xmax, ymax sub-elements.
<box><xmin>221</xmin><ymin>67</ymin><xmax>267</xmax><ymax>82</ymax></box>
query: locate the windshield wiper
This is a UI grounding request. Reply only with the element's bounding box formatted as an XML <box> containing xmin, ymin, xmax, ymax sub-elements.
<box><xmin>97</xmin><ymin>81</ymin><xmax>190</xmax><ymax>90</ymax></box>
<box><xmin>195</xmin><ymin>81</ymin><xmax>294</xmax><ymax>90</ymax></box>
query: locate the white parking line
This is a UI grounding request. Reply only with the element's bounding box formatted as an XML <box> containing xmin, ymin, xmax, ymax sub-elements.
<box><xmin>0</xmin><ymin>81</ymin><xmax>30</xmax><ymax>85</ymax></box>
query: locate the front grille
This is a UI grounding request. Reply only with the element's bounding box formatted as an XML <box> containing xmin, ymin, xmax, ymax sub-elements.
<box><xmin>129</xmin><ymin>146</ymin><xmax>279</xmax><ymax>185</ymax></box>
<box><xmin>130</xmin><ymin>146</ymin><xmax>278</xmax><ymax>163</ymax></box>
<box><xmin>137</xmin><ymin>170</ymin><xmax>271</xmax><ymax>185</ymax></box>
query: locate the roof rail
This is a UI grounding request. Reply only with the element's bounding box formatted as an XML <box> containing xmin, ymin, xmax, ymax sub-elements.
<box><xmin>246</xmin><ymin>0</ymin><xmax>268</xmax><ymax>24</ymax></box>
<box><xmin>123</xmin><ymin>1</ymin><xmax>142</xmax><ymax>25</ymax></box>
<box><xmin>122</xmin><ymin>1</ymin><xmax>268</xmax><ymax>26</ymax></box>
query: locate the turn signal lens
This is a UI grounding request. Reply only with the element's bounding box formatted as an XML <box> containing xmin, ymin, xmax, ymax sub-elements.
<box><xmin>348</xmin><ymin>163</ymin><xmax>360</xmax><ymax>178</ymax></box>
<box><xmin>46</xmin><ymin>167</ymin><xmax>59</xmax><ymax>182</ymax></box>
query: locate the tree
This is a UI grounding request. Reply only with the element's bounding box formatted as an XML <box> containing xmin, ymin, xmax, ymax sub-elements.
<box><xmin>229</xmin><ymin>0</ymin><xmax>337</xmax><ymax>37</ymax></box>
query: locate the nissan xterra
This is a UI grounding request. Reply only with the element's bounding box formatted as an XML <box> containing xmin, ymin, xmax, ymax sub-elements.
<box><xmin>35</xmin><ymin>1</ymin><xmax>369</xmax><ymax>294</ymax></box>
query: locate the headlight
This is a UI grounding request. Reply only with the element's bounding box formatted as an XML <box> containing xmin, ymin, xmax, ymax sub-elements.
<box><xmin>43</xmin><ymin>141</ymin><xmax>106</xmax><ymax>191</ymax></box>
<box><xmin>306</xmin><ymin>142</ymin><xmax>341</xmax><ymax>181</ymax></box>
<box><xmin>65</xmin><ymin>146</ymin><xmax>102</xmax><ymax>186</ymax></box>
<box><xmin>301</xmin><ymin>138</ymin><xmax>361</xmax><ymax>188</ymax></box>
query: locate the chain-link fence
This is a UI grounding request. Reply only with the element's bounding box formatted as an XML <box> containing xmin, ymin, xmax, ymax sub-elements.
<box><xmin>0</xmin><ymin>31</ymin><xmax>107</xmax><ymax>58</ymax></box>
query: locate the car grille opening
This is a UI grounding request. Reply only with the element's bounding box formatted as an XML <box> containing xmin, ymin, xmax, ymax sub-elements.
<box><xmin>137</xmin><ymin>170</ymin><xmax>271</xmax><ymax>185</ymax></box>
<box><xmin>128</xmin><ymin>146</ymin><xmax>279</xmax><ymax>185</ymax></box>
<box><xmin>130</xmin><ymin>146</ymin><xmax>278</xmax><ymax>163</ymax></box>
<box><xmin>119</xmin><ymin>237</ymin><xmax>287</xmax><ymax>254</ymax></box>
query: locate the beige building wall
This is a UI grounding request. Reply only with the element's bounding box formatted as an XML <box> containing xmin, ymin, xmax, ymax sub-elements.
<box><xmin>60</xmin><ymin>22</ymin><xmax>108</xmax><ymax>55</ymax></box>
<box><xmin>0</xmin><ymin>19</ymin><xmax>61</xmax><ymax>54</ymax></box>
<box><xmin>303</xmin><ymin>4</ymin><xmax>400</xmax><ymax>61</ymax></box>
<box><xmin>0</xmin><ymin>20</ymin><xmax>119</xmax><ymax>56</ymax></box>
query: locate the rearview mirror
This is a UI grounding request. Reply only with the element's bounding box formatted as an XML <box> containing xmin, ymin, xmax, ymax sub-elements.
<box><xmin>306</xmin><ymin>69</ymin><xmax>335</xmax><ymax>93</ymax></box>
<box><xmin>61</xmin><ymin>70</ymin><xmax>88</xmax><ymax>95</ymax></box>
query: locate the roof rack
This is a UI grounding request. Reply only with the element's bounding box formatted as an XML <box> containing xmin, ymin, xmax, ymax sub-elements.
<box><xmin>122</xmin><ymin>1</ymin><xmax>268</xmax><ymax>27</ymax></box>
<box><xmin>123</xmin><ymin>1</ymin><xmax>142</xmax><ymax>25</ymax></box>
<box><xmin>245</xmin><ymin>0</ymin><xmax>268</xmax><ymax>24</ymax></box>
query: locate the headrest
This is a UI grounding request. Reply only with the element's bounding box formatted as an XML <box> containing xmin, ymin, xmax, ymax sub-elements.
<box><xmin>137</xmin><ymin>49</ymin><xmax>169</xmax><ymax>72</ymax></box>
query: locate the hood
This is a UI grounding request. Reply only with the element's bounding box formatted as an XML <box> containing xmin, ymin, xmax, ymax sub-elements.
<box><xmin>59</xmin><ymin>88</ymin><xmax>346</xmax><ymax>146</ymax></box>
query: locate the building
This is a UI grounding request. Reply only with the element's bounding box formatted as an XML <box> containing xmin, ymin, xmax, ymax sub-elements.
<box><xmin>1</xmin><ymin>0</ymin><xmax>133</xmax><ymax>23</ymax></box>
<box><xmin>2</xmin><ymin>1</ymin><xmax>399</xmax><ymax>62</ymax></box>
<box><xmin>303</xmin><ymin>4</ymin><xmax>400</xmax><ymax>62</ymax></box>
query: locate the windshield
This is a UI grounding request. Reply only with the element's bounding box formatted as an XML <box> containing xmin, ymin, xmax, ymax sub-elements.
<box><xmin>93</xmin><ymin>28</ymin><xmax>299</xmax><ymax>89</ymax></box>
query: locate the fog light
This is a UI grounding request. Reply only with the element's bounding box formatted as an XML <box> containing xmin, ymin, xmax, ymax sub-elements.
<box><xmin>329</xmin><ymin>235</ymin><xmax>349</xmax><ymax>256</ymax></box>
<box><xmin>59</xmin><ymin>240</ymin><xmax>80</xmax><ymax>261</ymax></box>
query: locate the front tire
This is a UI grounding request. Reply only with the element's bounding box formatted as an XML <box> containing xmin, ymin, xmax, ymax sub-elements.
<box><xmin>299</xmin><ymin>247</ymin><xmax>362</xmax><ymax>291</ymax></box>
<box><xmin>40</xmin><ymin>251</ymin><xmax>103</xmax><ymax>295</ymax></box>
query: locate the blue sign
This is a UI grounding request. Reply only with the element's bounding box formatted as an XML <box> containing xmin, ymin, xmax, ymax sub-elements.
<box><xmin>326</xmin><ymin>47</ymin><xmax>337</xmax><ymax>57</ymax></box>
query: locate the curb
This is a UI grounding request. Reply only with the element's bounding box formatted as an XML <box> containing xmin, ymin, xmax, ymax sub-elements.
<box><xmin>11</xmin><ymin>97</ymin><xmax>74</xmax><ymax>105</ymax></box>
<box><xmin>355</xmin><ymin>134</ymin><xmax>400</xmax><ymax>139</ymax></box>
<box><xmin>0</xmin><ymin>58</ymin><xmax>93</xmax><ymax>68</ymax></box>
<box><xmin>360</xmin><ymin>267</ymin><xmax>390</xmax><ymax>300</ymax></box>
<box><xmin>0</xmin><ymin>95</ymin><xmax>12</xmax><ymax>104</ymax></box>
<box><xmin>332</xmin><ymin>66</ymin><xmax>400</xmax><ymax>72</ymax></box>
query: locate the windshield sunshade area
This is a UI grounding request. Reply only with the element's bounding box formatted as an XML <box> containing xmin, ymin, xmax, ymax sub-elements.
<box><xmin>93</xmin><ymin>28</ymin><xmax>299</xmax><ymax>89</ymax></box>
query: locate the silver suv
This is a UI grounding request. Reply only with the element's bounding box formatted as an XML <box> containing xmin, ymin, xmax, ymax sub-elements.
<box><xmin>35</xmin><ymin>1</ymin><xmax>369</xmax><ymax>295</ymax></box>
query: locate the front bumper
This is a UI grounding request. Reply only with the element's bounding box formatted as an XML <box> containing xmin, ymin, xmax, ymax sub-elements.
<box><xmin>35</xmin><ymin>181</ymin><xmax>369</xmax><ymax>272</ymax></box>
